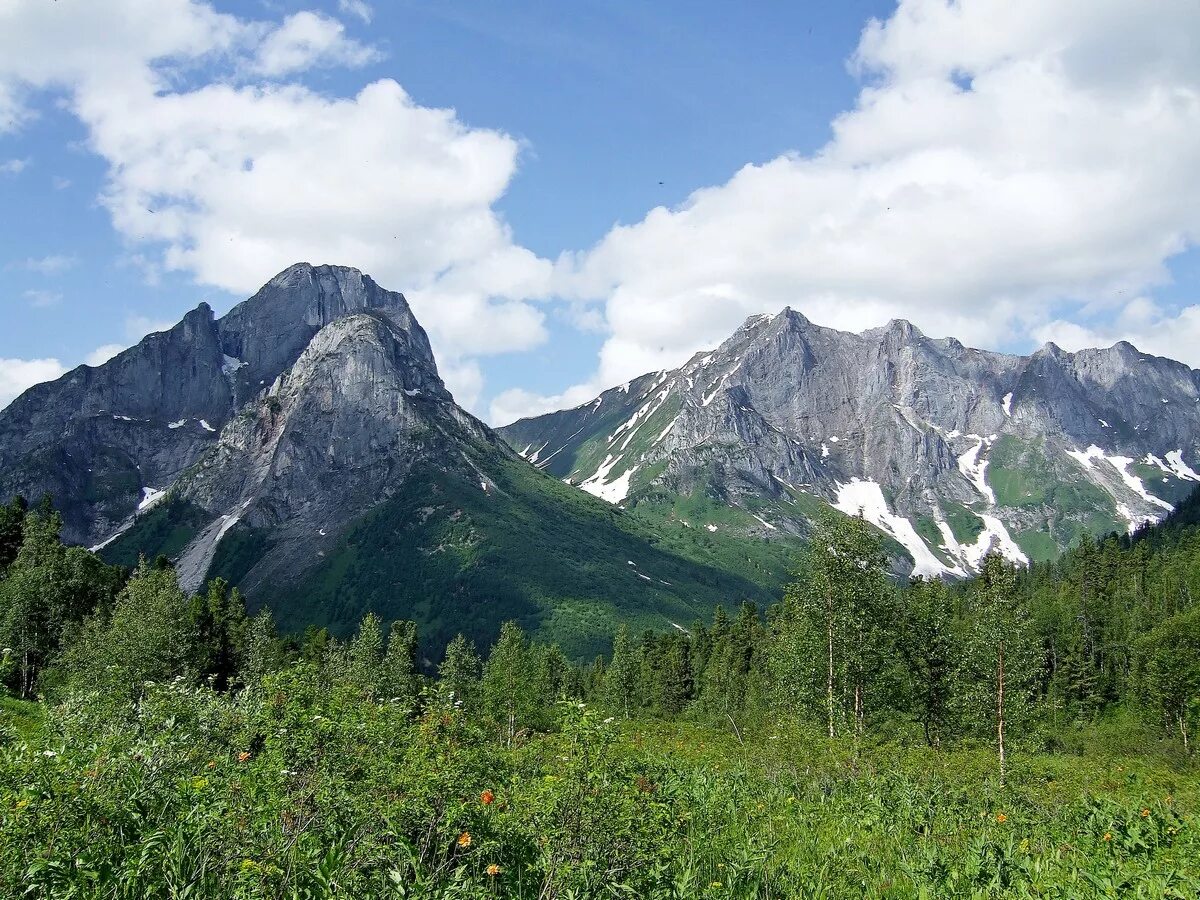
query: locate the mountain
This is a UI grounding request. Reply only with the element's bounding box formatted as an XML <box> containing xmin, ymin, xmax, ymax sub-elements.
<box><xmin>499</xmin><ymin>309</ymin><xmax>1200</xmax><ymax>576</ymax></box>
<box><xmin>0</xmin><ymin>264</ymin><xmax>775</xmax><ymax>657</ymax></box>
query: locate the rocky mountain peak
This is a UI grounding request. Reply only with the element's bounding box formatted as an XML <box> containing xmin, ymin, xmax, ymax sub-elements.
<box><xmin>501</xmin><ymin>308</ymin><xmax>1200</xmax><ymax>580</ymax></box>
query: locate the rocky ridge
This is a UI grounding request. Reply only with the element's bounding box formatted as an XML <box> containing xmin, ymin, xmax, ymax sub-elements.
<box><xmin>499</xmin><ymin>309</ymin><xmax>1200</xmax><ymax>575</ymax></box>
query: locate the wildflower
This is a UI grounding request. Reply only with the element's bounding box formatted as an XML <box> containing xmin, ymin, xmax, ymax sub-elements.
<box><xmin>486</xmin><ymin>864</ymin><xmax>501</xmax><ymax>877</ymax></box>
<box><xmin>1103</xmin><ymin>832</ymin><xmax>1112</xmax><ymax>841</ymax></box>
<box><xmin>237</xmin><ymin>751</ymin><xmax>251</xmax><ymax>763</ymax></box>
<box><xmin>1141</xmin><ymin>808</ymin><xmax>1150</xmax><ymax>818</ymax></box>
<box><xmin>206</xmin><ymin>760</ymin><xmax>216</xmax><ymax>770</ymax></box>
<box><xmin>1165</xmin><ymin>795</ymin><xmax>1174</xmax><ymax>804</ymax></box>
<box><xmin>41</xmin><ymin>750</ymin><xmax>57</xmax><ymax>758</ymax></box>
<box><xmin>481</xmin><ymin>789</ymin><xmax>495</xmax><ymax>805</ymax></box>
<box><xmin>457</xmin><ymin>831</ymin><xmax>472</xmax><ymax>849</ymax></box>
<box><xmin>711</xmin><ymin>882</ymin><xmax>723</xmax><ymax>888</ymax></box>
<box><xmin>995</xmin><ymin>813</ymin><xmax>1007</xmax><ymax>824</ymax></box>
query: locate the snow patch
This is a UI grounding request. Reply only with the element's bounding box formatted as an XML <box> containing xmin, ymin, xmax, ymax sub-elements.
<box><xmin>705</xmin><ymin>524</ymin><xmax>718</xmax><ymax>532</ymax></box>
<box><xmin>751</xmin><ymin>514</ymin><xmax>777</xmax><ymax>531</ymax></box>
<box><xmin>579</xmin><ymin>455</ymin><xmax>637</xmax><ymax>504</ymax></box>
<box><xmin>138</xmin><ymin>486</ymin><xmax>166</xmax><ymax>512</ymax></box>
<box><xmin>199</xmin><ymin>419</ymin><xmax>216</xmax><ymax>433</ymax></box>
<box><xmin>832</xmin><ymin>478</ymin><xmax>952</xmax><ymax>578</ymax></box>
<box><xmin>167</xmin><ymin>419</ymin><xmax>186</xmax><ymax>429</ymax></box>
<box><xmin>1002</xmin><ymin>392</ymin><xmax>1013</xmax><ymax>417</ymax></box>
<box><xmin>1107</xmin><ymin>456</ymin><xmax>1172</xmax><ymax>511</ymax></box>
<box><xmin>957</xmin><ymin>436</ymin><xmax>996</xmax><ymax>506</ymax></box>
<box><xmin>1065</xmin><ymin>445</ymin><xmax>1106</xmax><ymax>470</ymax></box>
<box><xmin>821</xmin><ymin>443</ymin><xmax>830</xmax><ymax>458</ymax></box>
<box><xmin>1165</xmin><ymin>450</ymin><xmax>1200</xmax><ymax>481</ymax></box>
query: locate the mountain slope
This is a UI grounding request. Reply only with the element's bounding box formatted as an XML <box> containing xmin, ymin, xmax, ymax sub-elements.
<box><xmin>500</xmin><ymin>310</ymin><xmax>1200</xmax><ymax>574</ymax></box>
<box><xmin>0</xmin><ymin>264</ymin><xmax>777</xmax><ymax>657</ymax></box>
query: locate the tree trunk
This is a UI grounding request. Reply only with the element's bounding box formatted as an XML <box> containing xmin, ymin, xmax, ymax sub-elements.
<box><xmin>826</xmin><ymin>589</ymin><xmax>835</xmax><ymax>740</ymax></box>
<box><xmin>1181</xmin><ymin>712</ymin><xmax>1190</xmax><ymax>756</ymax></box>
<box><xmin>997</xmin><ymin>639</ymin><xmax>1006</xmax><ymax>786</ymax></box>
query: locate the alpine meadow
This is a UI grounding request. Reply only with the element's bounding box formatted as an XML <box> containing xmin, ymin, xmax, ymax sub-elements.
<box><xmin>3</xmin><ymin>0</ymin><xmax>1200</xmax><ymax>898</ymax></box>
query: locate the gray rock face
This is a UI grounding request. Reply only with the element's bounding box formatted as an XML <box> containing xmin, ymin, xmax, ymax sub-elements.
<box><xmin>500</xmin><ymin>310</ymin><xmax>1200</xmax><ymax>574</ymax></box>
<box><xmin>0</xmin><ymin>263</ymin><xmax>437</xmax><ymax>546</ymax></box>
<box><xmin>171</xmin><ymin>307</ymin><xmax>491</xmax><ymax>594</ymax></box>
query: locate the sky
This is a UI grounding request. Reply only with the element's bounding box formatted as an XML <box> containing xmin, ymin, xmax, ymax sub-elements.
<box><xmin>1</xmin><ymin>0</ymin><xmax>1199</xmax><ymax>424</ymax></box>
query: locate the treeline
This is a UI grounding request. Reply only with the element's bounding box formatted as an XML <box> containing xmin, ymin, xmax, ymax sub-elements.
<box><xmin>2</xmin><ymin>494</ymin><xmax>1199</xmax><ymax>769</ymax></box>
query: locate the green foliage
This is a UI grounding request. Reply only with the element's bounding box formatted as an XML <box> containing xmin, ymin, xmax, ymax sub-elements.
<box><xmin>247</xmin><ymin>453</ymin><xmax>774</xmax><ymax>661</ymax></box>
<box><xmin>59</xmin><ymin>560</ymin><xmax>196</xmax><ymax>699</ymax></box>
<box><xmin>1133</xmin><ymin>606</ymin><xmax>1200</xmax><ymax>755</ymax></box>
<box><xmin>100</xmin><ymin>496</ymin><xmax>209</xmax><ymax>568</ymax></box>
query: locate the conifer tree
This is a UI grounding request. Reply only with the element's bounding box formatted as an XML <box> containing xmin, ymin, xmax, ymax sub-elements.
<box><xmin>605</xmin><ymin>624</ymin><xmax>639</xmax><ymax>718</ymax></box>
<box><xmin>382</xmin><ymin>619</ymin><xmax>419</xmax><ymax>709</ymax></box>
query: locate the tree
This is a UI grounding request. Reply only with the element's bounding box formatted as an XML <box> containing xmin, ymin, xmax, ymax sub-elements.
<box><xmin>382</xmin><ymin>619</ymin><xmax>419</xmax><ymax>709</ymax></box>
<box><xmin>962</xmin><ymin>553</ymin><xmax>1041</xmax><ymax>784</ymax></box>
<box><xmin>0</xmin><ymin>505</ymin><xmax>121</xmax><ymax>697</ymax></box>
<box><xmin>1133</xmin><ymin>605</ymin><xmax>1200</xmax><ymax>755</ymax></box>
<box><xmin>189</xmin><ymin>578</ymin><xmax>248</xmax><ymax>691</ymax></box>
<box><xmin>481</xmin><ymin>621</ymin><xmax>535</xmax><ymax>745</ymax></box>
<box><xmin>777</xmin><ymin>514</ymin><xmax>890</xmax><ymax>738</ymax></box>
<box><xmin>0</xmin><ymin>495</ymin><xmax>27</xmax><ymax>571</ymax></box>
<box><xmin>438</xmin><ymin>633</ymin><xmax>481</xmax><ymax>706</ymax></box>
<box><xmin>61</xmin><ymin>561</ymin><xmax>194</xmax><ymax>698</ymax></box>
<box><xmin>241</xmin><ymin>608</ymin><xmax>280</xmax><ymax>690</ymax></box>
<box><xmin>604</xmin><ymin>624</ymin><xmax>639</xmax><ymax>718</ymax></box>
<box><xmin>902</xmin><ymin>577</ymin><xmax>960</xmax><ymax>747</ymax></box>
<box><xmin>348</xmin><ymin>612</ymin><xmax>385</xmax><ymax>699</ymax></box>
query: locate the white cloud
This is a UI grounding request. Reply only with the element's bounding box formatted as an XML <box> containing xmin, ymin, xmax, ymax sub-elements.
<box><xmin>23</xmin><ymin>289</ymin><xmax>62</xmax><ymax>308</ymax></box>
<box><xmin>0</xmin><ymin>357</ymin><xmax>65</xmax><ymax>409</ymax></box>
<box><xmin>85</xmin><ymin>343</ymin><xmax>126</xmax><ymax>367</ymax></box>
<box><xmin>337</xmin><ymin>0</ymin><xmax>373</xmax><ymax>25</ymax></box>
<box><xmin>440</xmin><ymin>359</ymin><xmax>485</xmax><ymax>412</ymax></box>
<box><xmin>555</xmin><ymin>0</ymin><xmax>1200</xmax><ymax>391</ymax></box>
<box><xmin>489</xmin><ymin>383</ymin><xmax>607</xmax><ymax>428</ymax></box>
<box><xmin>125</xmin><ymin>314</ymin><xmax>176</xmax><ymax>341</ymax></box>
<box><xmin>0</xmin><ymin>157</ymin><xmax>28</xmax><ymax>175</ymax></box>
<box><xmin>0</xmin><ymin>0</ymin><xmax>553</xmax><ymax>409</ymax></box>
<box><xmin>250</xmin><ymin>11</ymin><xmax>379</xmax><ymax>78</ymax></box>
<box><xmin>1035</xmin><ymin>297</ymin><xmax>1200</xmax><ymax>367</ymax></box>
<box><xmin>11</xmin><ymin>254</ymin><xmax>78</xmax><ymax>275</ymax></box>
<box><xmin>51</xmin><ymin>176</ymin><xmax>70</xmax><ymax>190</ymax></box>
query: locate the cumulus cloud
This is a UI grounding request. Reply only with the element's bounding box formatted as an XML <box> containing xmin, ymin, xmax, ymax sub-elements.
<box><xmin>85</xmin><ymin>343</ymin><xmax>126</xmax><ymax>367</ymax></box>
<box><xmin>250</xmin><ymin>11</ymin><xmax>379</xmax><ymax>77</ymax></box>
<box><xmin>1035</xmin><ymin>297</ymin><xmax>1200</xmax><ymax>367</ymax></box>
<box><xmin>489</xmin><ymin>383</ymin><xmax>608</xmax><ymax>428</ymax></box>
<box><xmin>0</xmin><ymin>357</ymin><xmax>65</xmax><ymax>409</ymax></box>
<box><xmin>0</xmin><ymin>0</ymin><xmax>553</xmax><ymax>416</ymax></box>
<box><xmin>0</xmin><ymin>157</ymin><xmax>28</xmax><ymax>175</ymax></box>
<box><xmin>554</xmin><ymin>0</ymin><xmax>1200</xmax><ymax>393</ymax></box>
<box><xmin>337</xmin><ymin>0</ymin><xmax>373</xmax><ymax>26</ymax></box>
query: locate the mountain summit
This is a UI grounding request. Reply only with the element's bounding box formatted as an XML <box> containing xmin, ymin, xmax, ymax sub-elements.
<box><xmin>499</xmin><ymin>308</ymin><xmax>1200</xmax><ymax>575</ymax></box>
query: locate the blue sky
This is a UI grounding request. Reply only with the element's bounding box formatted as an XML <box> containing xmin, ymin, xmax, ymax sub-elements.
<box><xmin>1</xmin><ymin>0</ymin><xmax>1199</xmax><ymax>422</ymax></box>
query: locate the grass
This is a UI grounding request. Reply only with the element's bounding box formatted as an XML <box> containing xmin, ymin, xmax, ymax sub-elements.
<box><xmin>2</xmin><ymin>679</ymin><xmax>1196</xmax><ymax>899</ymax></box>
